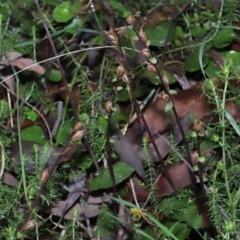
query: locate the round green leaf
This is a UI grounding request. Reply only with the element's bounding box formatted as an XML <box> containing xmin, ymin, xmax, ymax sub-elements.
<box><xmin>116</xmin><ymin>88</ymin><xmax>129</xmax><ymax>102</ymax></box>
<box><xmin>174</xmin><ymin>204</ymin><xmax>202</xmax><ymax>229</ymax></box>
<box><xmin>162</xmin><ymin>70</ymin><xmax>177</xmax><ymax>84</ymax></box>
<box><xmin>26</xmin><ymin>110</ymin><xmax>38</xmax><ymax>121</ymax></box>
<box><xmin>48</xmin><ymin>69</ymin><xmax>62</xmax><ymax>82</ymax></box>
<box><xmin>226</xmin><ymin>50</ymin><xmax>240</xmax><ymax>67</ymax></box>
<box><xmin>144</xmin><ymin>22</ymin><xmax>175</xmax><ymax>47</ymax></box>
<box><xmin>89</xmin><ymin>161</ymin><xmax>134</xmax><ymax>191</ymax></box>
<box><xmin>175</xmin><ymin>26</ymin><xmax>184</xmax><ymax>38</ymax></box>
<box><xmin>111</xmin><ymin>109</ymin><xmax>129</xmax><ymax>124</ymax></box>
<box><xmin>65</xmin><ymin>18</ymin><xmax>85</xmax><ymax>34</ymax></box>
<box><xmin>204</xmin><ymin>60</ymin><xmax>219</xmax><ymax>78</ymax></box>
<box><xmin>52</xmin><ymin>2</ymin><xmax>74</xmax><ymax>23</ymax></box>
<box><xmin>213</xmin><ymin>28</ymin><xmax>235</xmax><ymax>49</ymax></box>
<box><xmin>20</xmin><ymin>126</ymin><xmax>48</xmax><ymax>144</ymax></box>
<box><xmin>184</xmin><ymin>51</ymin><xmax>209</xmax><ymax>72</ymax></box>
<box><xmin>136</xmin><ymin>85</ymin><xmax>151</xmax><ymax>98</ymax></box>
<box><xmin>190</xmin><ymin>25</ymin><xmax>206</xmax><ymax>38</ymax></box>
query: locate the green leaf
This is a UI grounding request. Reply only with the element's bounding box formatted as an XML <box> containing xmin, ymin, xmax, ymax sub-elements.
<box><xmin>26</xmin><ymin>110</ymin><xmax>38</xmax><ymax>121</ymax></box>
<box><xmin>204</xmin><ymin>60</ymin><xmax>219</xmax><ymax>78</ymax></box>
<box><xmin>52</xmin><ymin>2</ymin><xmax>74</xmax><ymax>23</ymax></box>
<box><xmin>158</xmin><ymin>221</ymin><xmax>190</xmax><ymax>240</ymax></box>
<box><xmin>226</xmin><ymin>51</ymin><xmax>240</xmax><ymax>71</ymax></box>
<box><xmin>225</xmin><ymin>110</ymin><xmax>240</xmax><ymax>137</ymax></box>
<box><xmin>65</xmin><ymin>18</ymin><xmax>85</xmax><ymax>34</ymax></box>
<box><xmin>174</xmin><ymin>204</ymin><xmax>202</xmax><ymax>229</ymax></box>
<box><xmin>120</xmin><ymin>27</ymin><xmax>137</xmax><ymax>58</ymax></box>
<box><xmin>144</xmin><ymin>22</ymin><xmax>175</xmax><ymax>47</ymax></box>
<box><xmin>162</xmin><ymin>70</ymin><xmax>177</xmax><ymax>84</ymax></box>
<box><xmin>184</xmin><ymin>51</ymin><xmax>209</xmax><ymax>72</ymax></box>
<box><xmin>213</xmin><ymin>28</ymin><xmax>235</xmax><ymax>48</ymax></box>
<box><xmin>69</xmin><ymin>0</ymin><xmax>82</xmax><ymax>12</ymax></box>
<box><xmin>97</xmin><ymin>116</ymin><xmax>108</xmax><ymax>134</ymax></box>
<box><xmin>20</xmin><ymin>126</ymin><xmax>48</xmax><ymax>144</ymax></box>
<box><xmin>175</xmin><ymin>26</ymin><xmax>184</xmax><ymax>38</ymax></box>
<box><xmin>116</xmin><ymin>88</ymin><xmax>130</xmax><ymax>102</ymax></box>
<box><xmin>190</xmin><ymin>25</ymin><xmax>206</xmax><ymax>38</ymax></box>
<box><xmin>111</xmin><ymin>109</ymin><xmax>129</xmax><ymax>124</ymax></box>
<box><xmin>48</xmin><ymin>69</ymin><xmax>62</xmax><ymax>82</ymax></box>
<box><xmin>92</xmin><ymin>35</ymin><xmax>104</xmax><ymax>45</ymax></box>
<box><xmin>55</xmin><ymin>119</ymin><xmax>74</xmax><ymax>145</ymax></box>
<box><xmin>136</xmin><ymin>85</ymin><xmax>151</xmax><ymax>98</ymax></box>
<box><xmin>109</xmin><ymin>0</ymin><xmax>131</xmax><ymax>18</ymax></box>
<box><xmin>89</xmin><ymin>162</ymin><xmax>134</xmax><ymax>191</ymax></box>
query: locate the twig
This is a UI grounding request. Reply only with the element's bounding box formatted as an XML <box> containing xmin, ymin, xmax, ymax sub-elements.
<box><xmin>0</xmin><ymin>141</ymin><xmax>5</xmax><ymax>179</ymax></box>
<box><xmin>51</xmin><ymin>101</ymin><xmax>63</xmax><ymax>138</ymax></box>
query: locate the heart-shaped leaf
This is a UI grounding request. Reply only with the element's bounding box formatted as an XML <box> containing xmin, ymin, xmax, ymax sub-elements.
<box><xmin>184</xmin><ymin>51</ymin><xmax>209</xmax><ymax>72</ymax></box>
<box><xmin>53</xmin><ymin>2</ymin><xmax>74</xmax><ymax>23</ymax></box>
<box><xmin>89</xmin><ymin>161</ymin><xmax>134</xmax><ymax>191</ymax></box>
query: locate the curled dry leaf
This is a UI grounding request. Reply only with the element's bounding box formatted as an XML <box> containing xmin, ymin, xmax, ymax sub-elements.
<box><xmin>0</xmin><ymin>51</ymin><xmax>45</xmax><ymax>75</ymax></box>
<box><xmin>0</xmin><ymin>51</ymin><xmax>22</xmax><ymax>65</ymax></box>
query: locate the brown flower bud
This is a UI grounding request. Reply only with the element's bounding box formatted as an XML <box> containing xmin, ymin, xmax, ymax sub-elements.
<box><xmin>104</xmin><ymin>30</ymin><xmax>117</xmax><ymax>43</ymax></box>
<box><xmin>115</xmin><ymin>27</ymin><xmax>125</xmax><ymax>36</ymax></box>
<box><xmin>139</xmin><ymin>29</ymin><xmax>148</xmax><ymax>43</ymax></box>
<box><xmin>191</xmin><ymin>151</ymin><xmax>199</xmax><ymax>165</ymax></box>
<box><xmin>147</xmin><ymin>63</ymin><xmax>157</xmax><ymax>73</ymax></box>
<box><xmin>162</xmin><ymin>93</ymin><xmax>170</xmax><ymax>102</ymax></box>
<box><xmin>72</xmin><ymin>122</ymin><xmax>82</xmax><ymax>133</ymax></box>
<box><xmin>21</xmin><ymin>220</ymin><xmax>36</xmax><ymax>231</ymax></box>
<box><xmin>71</xmin><ymin>130</ymin><xmax>85</xmax><ymax>142</ymax></box>
<box><xmin>161</xmin><ymin>73</ymin><xmax>169</xmax><ymax>87</ymax></box>
<box><xmin>126</xmin><ymin>15</ymin><xmax>135</xmax><ymax>25</ymax></box>
<box><xmin>193</xmin><ymin>120</ymin><xmax>204</xmax><ymax>132</ymax></box>
<box><xmin>122</xmin><ymin>74</ymin><xmax>130</xmax><ymax>85</ymax></box>
<box><xmin>40</xmin><ymin>168</ymin><xmax>50</xmax><ymax>184</ymax></box>
<box><xmin>116</xmin><ymin>65</ymin><xmax>125</xmax><ymax>77</ymax></box>
<box><xmin>142</xmin><ymin>48</ymin><xmax>151</xmax><ymax>58</ymax></box>
<box><xmin>105</xmin><ymin>101</ymin><xmax>112</xmax><ymax>113</ymax></box>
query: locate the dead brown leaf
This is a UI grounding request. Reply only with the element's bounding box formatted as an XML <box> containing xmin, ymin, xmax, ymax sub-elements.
<box><xmin>155</xmin><ymin>161</ymin><xmax>192</xmax><ymax>197</ymax></box>
<box><xmin>0</xmin><ymin>51</ymin><xmax>46</xmax><ymax>75</ymax></box>
<box><xmin>2</xmin><ymin>171</ymin><xmax>19</xmax><ymax>187</ymax></box>
<box><xmin>51</xmin><ymin>201</ymin><xmax>101</xmax><ymax>221</ymax></box>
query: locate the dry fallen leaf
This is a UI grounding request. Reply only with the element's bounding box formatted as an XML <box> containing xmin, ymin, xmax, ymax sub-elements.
<box><xmin>51</xmin><ymin>201</ymin><xmax>101</xmax><ymax>221</ymax></box>
<box><xmin>2</xmin><ymin>171</ymin><xmax>19</xmax><ymax>187</ymax></box>
<box><xmin>0</xmin><ymin>51</ymin><xmax>45</xmax><ymax>75</ymax></box>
